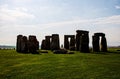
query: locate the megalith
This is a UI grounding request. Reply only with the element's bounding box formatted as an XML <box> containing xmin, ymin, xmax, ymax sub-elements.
<box><xmin>45</xmin><ymin>36</ymin><xmax>51</xmax><ymax>50</ymax></box>
<box><xmin>92</xmin><ymin>35</ymin><xmax>100</xmax><ymax>52</ymax></box>
<box><xmin>76</xmin><ymin>30</ymin><xmax>89</xmax><ymax>52</ymax></box>
<box><xmin>69</xmin><ymin>36</ymin><xmax>76</xmax><ymax>50</ymax></box>
<box><xmin>21</xmin><ymin>36</ymin><xmax>28</xmax><ymax>53</ymax></box>
<box><xmin>64</xmin><ymin>35</ymin><xmax>69</xmax><ymax>49</ymax></box>
<box><xmin>92</xmin><ymin>33</ymin><xmax>107</xmax><ymax>52</ymax></box>
<box><xmin>50</xmin><ymin>34</ymin><xmax>60</xmax><ymax>50</ymax></box>
<box><xmin>16</xmin><ymin>35</ymin><xmax>28</xmax><ymax>53</ymax></box>
<box><xmin>28</xmin><ymin>35</ymin><xmax>39</xmax><ymax>54</ymax></box>
<box><xmin>64</xmin><ymin>35</ymin><xmax>75</xmax><ymax>50</ymax></box>
<box><xmin>41</xmin><ymin>39</ymin><xmax>46</xmax><ymax>50</ymax></box>
<box><xmin>16</xmin><ymin>35</ymin><xmax>23</xmax><ymax>52</ymax></box>
<box><xmin>101</xmin><ymin>35</ymin><xmax>107</xmax><ymax>52</ymax></box>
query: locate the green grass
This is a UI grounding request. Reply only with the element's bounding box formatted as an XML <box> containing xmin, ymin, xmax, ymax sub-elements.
<box><xmin>0</xmin><ymin>49</ymin><xmax>120</xmax><ymax>79</ymax></box>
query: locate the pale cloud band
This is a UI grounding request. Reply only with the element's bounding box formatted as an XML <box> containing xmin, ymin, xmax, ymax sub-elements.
<box><xmin>115</xmin><ymin>5</ymin><xmax>120</xmax><ymax>9</ymax></box>
<box><xmin>0</xmin><ymin>4</ymin><xmax>35</xmax><ymax>25</ymax></box>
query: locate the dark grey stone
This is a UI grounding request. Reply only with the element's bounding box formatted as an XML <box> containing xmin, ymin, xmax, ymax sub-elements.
<box><xmin>92</xmin><ymin>33</ymin><xmax>107</xmax><ymax>52</ymax></box>
<box><xmin>51</xmin><ymin>34</ymin><xmax>60</xmax><ymax>50</ymax></box>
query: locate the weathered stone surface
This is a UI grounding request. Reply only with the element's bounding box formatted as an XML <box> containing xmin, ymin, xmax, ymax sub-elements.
<box><xmin>92</xmin><ymin>36</ymin><xmax>100</xmax><ymax>52</ymax></box>
<box><xmin>45</xmin><ymin>36</ymin><xmax>51</xmax><ymax>50</ymax></box>
<box><xmin>51</xmin><ymin>34</ymin><xmax>60</xmax><ymax>50</ymax></box>
<box><xmin>28</xmin><ymin>35</ymin><xmax>39</xmax><ymax>54</ymax></box>
<box><xmin>76</xmin><ymin>30</ymin><xmax>89</xmax><ymax>51</ymax></box>
<box><xmin>64</xmin><ymin>35</ymin><xmax>69</xmax><ymax>49</ymax></box>
<box><xmin>16</xmin><ymin>35</ymin><xmax>39</xmax><ymax>54</ymax></box>
<box><xmin>76</xmin><ymin>30</ymin><xmax>89</xmax><ymax>52</ymax></box>
<box><xmin>16</xmin><ymin>35</ymin><xmax>28</xmax><ymax>53</ymax></box>
<box><xmin>80</xmin><ymin>34</ymin><xmax>89</xmax><ymax>53</ymax></box>
<box><xmin>94</xmin><ymin>33</ymin><xmax>105</xmax><ymax>37</ymax></box>
<box><xmin>16</xmin><ymin>35</ymin><xmax>23</xmax><ymax>52</ymax></box>
<box><xmin>92</xmin><ymin>33</ymin><xmax>107</xmax><ymax>52</ymax></box>
<box><xmin>101</xmin><ymin>36</ymin><xmax>107</xmax><ymax>52</ymax></box>
<box><xmin>21</xmin><ymin>36</ymin><xmax>28</xmax><ymax>53</ymax></box>
<box><xmin>69</xmin><ymin>36</ymin><xmax>75</xmax><ymax>50</ymax></box>
<box><xmin>64</xmin><ymin>35</ymin><xmax>75</xmax><ymax>50</ymax></box>
<box><xmin>41</xmin><ymin>39</ymin><xmax>46</xmax><ymax>50</ymax></box>
<box><xmin>53</xmin><ymin>49</ymin><xmax>67</xmax><ymax>54</ymax></box>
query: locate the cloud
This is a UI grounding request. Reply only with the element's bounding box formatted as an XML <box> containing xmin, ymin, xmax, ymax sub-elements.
<box><xmin>36</xmin><ymin>15</ymin><xmax>120</xmax><ymax>29</ymax></box>
<box><xmin>0</xmin><ymin>3</ymin><xmax>120</xmax><ymax>46</ymax></box>
<box><xmin>12</xmin><ymin>0</ymin><xmax>32</xmax><ymax>3</ymax></box>
<box><xmin>115</xmin><ymin>5</ymin><xmax>120</xmax><ymax>9</ymax></box>
<box><xmin>94</xmin><ymin>15</ymin><xmax>120</xmax><ymax>25</ymax></box>
<box><xmin>0</xmin><ymin>4</ymin><xmax>35</xmax><ymax>25</ymax></box>
<box><xmin>34</xmin><ymin>15</ymin><xmax>120</xmax><ymax>46</ymax></box>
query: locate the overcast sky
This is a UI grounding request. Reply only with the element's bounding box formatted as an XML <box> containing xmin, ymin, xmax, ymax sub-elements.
<box><xmin>0</xmin><ymin>0</ymin><xmax>120</xmax><ymax>46</ymax></box>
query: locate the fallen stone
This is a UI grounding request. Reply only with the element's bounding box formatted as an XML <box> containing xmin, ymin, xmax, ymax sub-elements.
<box><xmin>53</xmin><ymin>49</ymin><xmax>67</xmax><ymax>54</ymax></box>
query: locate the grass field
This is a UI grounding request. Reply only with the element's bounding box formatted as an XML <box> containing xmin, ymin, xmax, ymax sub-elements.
<box><xmin>0</xmin><ymin>49</ymin><xmax>120</xmax><ymax>79</ymax></box>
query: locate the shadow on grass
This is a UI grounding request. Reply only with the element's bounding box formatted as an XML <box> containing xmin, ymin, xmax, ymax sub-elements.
<box><xmin>90</xmin><ymin>51</ymin><xmax>120</xmax><ymax>55</ymax></box>
<box><xmin>107</xmin><ymin>50</ymin><xmax>120</xmax><ymax>54</ymax></box>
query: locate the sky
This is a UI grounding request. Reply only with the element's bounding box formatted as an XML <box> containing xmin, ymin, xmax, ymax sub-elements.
<box><xmin>0</xmin><ymin>0</ymin><xmax>120</xmax><ymax>46</ymax></box>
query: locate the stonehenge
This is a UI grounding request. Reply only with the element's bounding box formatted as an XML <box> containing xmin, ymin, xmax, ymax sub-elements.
<box><xmin>16</xmin><ymin>30</ymin><xmax>108</xmax><ymax>53</ymax></box>
<box><xmin>21</xmin><ymin>36</ymin><xmax>28</xmax><ymax>53</ymax></box>
<box><xmin>92</xmin><ymin>33</ymin><xmax>107</xmax><ymax>52</ymax></box>
<box><xmin>16</xmin><ymin>35</ymin><xmax>23</xmax><ymax>52</ymax></box>
<box><xmin>41</xmin><ymin>36</ymin><xmax>51</xmax><ymax>50</ymax></box>
<box><xmin>64</xmin><ymin>35</ymin><xmax>75</xmax><ymax>50</ymax></box>
<box><xmin>45</xmin><ymin>36</ymin><xmax>51</xmax><ymax>50</ymax></box>
<box><xmin>41</xmin><ymin>40</ymin><xmax>46</xmax><ymax>50</ymax></box>
<box><xmin>16</xmin><ymin>35</ymin><xmax>39</xmax><ymax>54</ymax></box>
<box><xmin>41</xmin><ymin>34</ymin><xmax>60</xmax><ymax>50</ymax></box>
<box><xmin>28</xmin><ymin>35</ymin><xmax>39</xmax><ymax>54</ymax></box>
<box><xmin>76</xmin><ymin>30</ymin><xmax>89</xmax><ymax>52</ymax></box>
<box><xmin>51</xmin><ymin>34</ymin><xmax>60</xmax><ymax>50</ymax></box>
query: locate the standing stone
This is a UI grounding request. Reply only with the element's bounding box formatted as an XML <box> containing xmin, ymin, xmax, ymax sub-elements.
<box><xmin>28</xmin><ymin>35</ymin><xmax>39</xmax><ymax>54</ymax></box>
<box><xmin>92</xmin><ymin>36</ymin><xmax>100</xmax><ymax>52</ymax></box>
<box><xmin>76</xmin><ymin>30</ymin><xmax>89</xmax><ymax>52</ymax></box>
<box><xmin>45</xmin><ymin>36</ymin><xmax>51</xmax><ymax>50</ymax></box>
<box><xmin>80</xmin><ymin>33</ymin><xmax>89</xmax><ymax>52</ymax></box>
<box><xmin>76</xmin><ymin>31</ymin><xmax>82</xmax><ymax>51</ymax></box>
<box><xmin>16</xmin><ymin>35</ymin><xmax>39</xmax><ymax>54</ymax></box>
<box><xmin>64</xmin><ymin>35</ymin><xmax>75</xmax><ymax>50</ymax></box>
<box><xmin>41</xmin><ymin>39</ymin><xmax>46</xmax><ymax>50</ymax></box>
<box><xmin>21</xmin><ymin>36</ymin><xmax>28</xmax><ymax>53</ymax></box>
<box><xmin>101</xmin><ymin>36</ymin><xmax>107</xmax><ymax>52</ymax></box>
<box><xmin>51</xmin><ymin>34</ymin><xmax>60</xmax><ymax>50</ymax></box>
<box><xmin>64</xmin><ymin>35</ymin><xmax>69</xmax><ymax>49</ymax></box>
<box><xmin>92</xmin><ymin>33</ymin><xmax>107</xmax><ymax>52</ymax></box>
<box><xmin>16</xmin><ymin>35</ymin><xmax>23</xmax><ymax>52</ymax></box>
<box><xmin>69</xmin><ymin>36</ymin><xmax>75</xmax><ymax>50</ymax></box>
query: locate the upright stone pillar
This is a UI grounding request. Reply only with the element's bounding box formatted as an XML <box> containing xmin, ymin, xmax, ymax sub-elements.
<box><xmin>76</xmin><ymin>31</ymin><xmax>82</xmax><ymax>51</ymax></box>
<box><xmin>92</xmin><ymin>33</ymin><xmax>107</xmax><ymax>52</ymax></box>
<box><xmin>16</xmin><ymin>35</ymin><xmax>23</xmax><ymax>52</ymax></box>
<box><xmin>45</xmin><ymin>36</ymin><xmax>51</xmax><ymax>50</ymax></box>
<box><xmin>28</xmin><ymin>35</ymin><xmax>39</xmax><ymax>54</ymax></box>
<box><xmin>80</xmin><ymin>33</ymin><xmax>89</xmax><ymax>52</ymax></box>
<box><xmin>16</xmin><ymin>35</ymin><xmax>39</xmax><ymax>54</ymax></box>
<box><xmin>41</xmin><ymin>39</ymin><xmax>46</xmax><ymax>50</ymax></box>
<box><xmin>51</xmin><ymin>34</ymin><xmax>60</xmax><ymax>50</ymax></box>
<box><xmin>76</xmin><ymin>30</ymin><xmax>89</xmax><ymax>52</ymax></box>
<box><xmin>64</xmin><ymin>35</ymin><xmax>69</xmax><ymax>49</ymax></box>
<box><xmin>92</xmin><ymin>36</ymin><xmax>100</xmax><ymax>52</ymax></box>
<box><xmin>69</xmin><ymin>36</ymin><xmax>75</xmax><ymax>50</ymax></box>
<box><xmin>21</xmin><ymin>36</ymin><xmax>28</xmax><ymax>53</ymax></box>
<box><xmin>101</xmin><ymin>36</ymin><xmax>107</xmax><ymax>52</ymax></box>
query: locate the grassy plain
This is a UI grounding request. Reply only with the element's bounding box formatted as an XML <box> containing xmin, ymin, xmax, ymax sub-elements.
<box><xmin>0</xmin><ymin>48</ymin><xmax>120</xmax><ymax>79</ymax></box>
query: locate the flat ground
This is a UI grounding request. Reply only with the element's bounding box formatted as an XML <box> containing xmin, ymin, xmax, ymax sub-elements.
<box><xmin>0</xmin><ymin>48</ymin><xmax>120</xmax><ymax>79</ymax></box>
